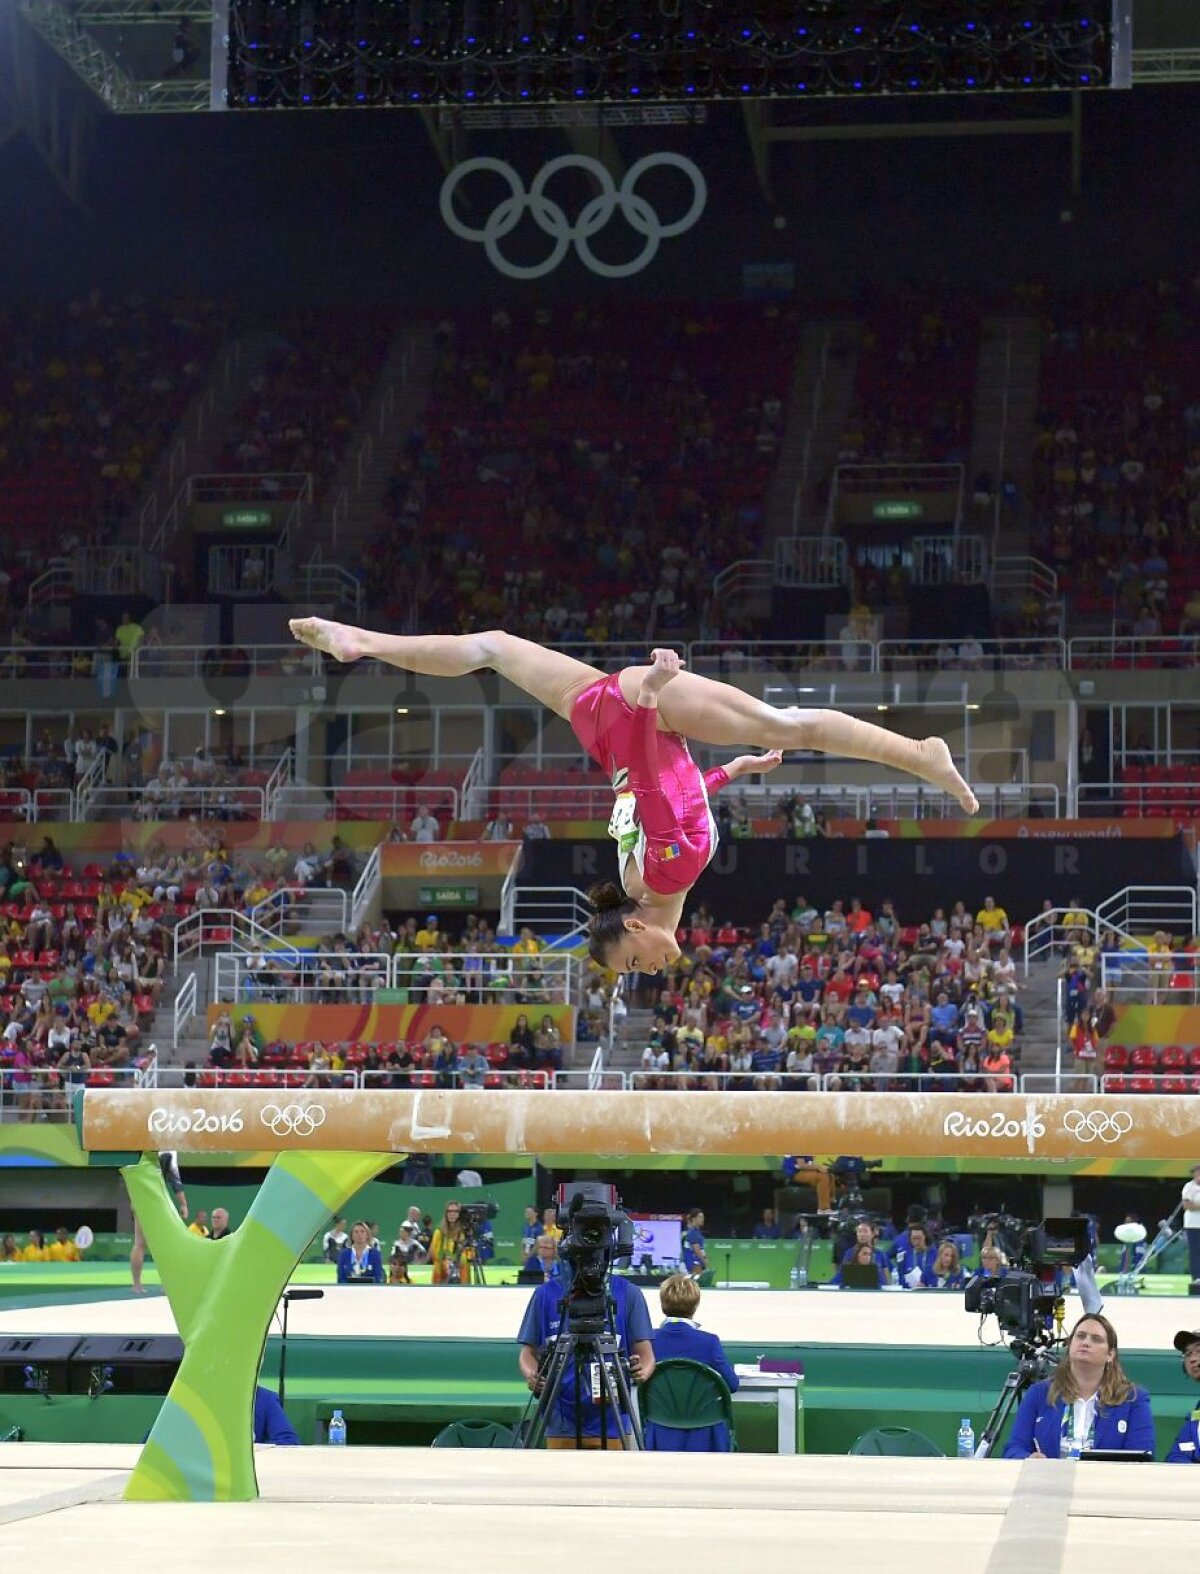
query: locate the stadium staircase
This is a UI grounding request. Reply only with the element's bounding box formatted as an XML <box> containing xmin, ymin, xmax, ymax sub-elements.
<box><xmin>764</xmin><ymin>318</ymin><xmax>861</xmax><ymax>539</ymax></box>
<box><xmin>120</xmin><ymin>329</ymin><xmax>286</xmax><ymax>557</ymax></box>
<box><xmin>310</xmin><ymin>322</ymin><xmax>439</xmax><ymax>567</ymax></box>
<box><xmin>967</xmin><ymin>313</ymin><xmax>1043</xmax><ymax>561</ymax></box>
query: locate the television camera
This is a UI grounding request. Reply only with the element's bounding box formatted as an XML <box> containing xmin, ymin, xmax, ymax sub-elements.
<box><xmin>965</xmin><ymin>1214</ymin><xmax>1092</xmax><ymax>1457</ymax></box>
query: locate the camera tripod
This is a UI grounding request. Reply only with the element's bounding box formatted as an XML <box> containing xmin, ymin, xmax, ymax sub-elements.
<box><xmin>517</xmin><ymin>1307</ymin><xmax>643</xmax><ymax>1452</ymax></box>
<box><xmin>1112</xmin><ymin>1202</ymin><xmax>1182</xmax><ymax>1295</ymax></box>
<box><xmin>974</xmin><ymin>1339</ymin><xmax>1062</xmax><ymax>1458</ymax></box>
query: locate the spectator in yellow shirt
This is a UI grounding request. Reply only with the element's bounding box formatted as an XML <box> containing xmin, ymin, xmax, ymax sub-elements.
<box><xmin>414</xmin><ymin>916</ymin><xmax>441</xmax><ymax>952</ymax></box>
<box><xmin>976</xmin><ymin>896</ymin><xmax>1010</xmax><ymax>947</ymax></box>
<box><xmin>46</xmin><ymin>1227</ymin><xmax>81</xmax><ymax>1262</ymax></box>
<box><xmin>21</xmin><ymin>1229</ymin><xmax>49</xmax><ymax>1262</ymax></box>
<box><xmin>113</xmin><ymin>611</ymin><xmax>144</xmax><ymax>667</ymax></box>
<box><xmin>87</xmin><ymin>997</ymin><xmax>117</xmax><ymax>1029</ymax></box>
<box><xmin>188</xmin><ymin>1211</ymin><xmax>211</xmax><ymax>1237</ymax></box>
<box><xmin>512</xmin><ymin>926</ymin><xmax>541</xmax><ymax>957</ymax></box>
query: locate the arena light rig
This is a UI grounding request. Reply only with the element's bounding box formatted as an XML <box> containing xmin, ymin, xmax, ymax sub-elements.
<box><xmin>225</xmin><ymin>1</ymin><xmax>1122</xmax><ymax>110</ymax></box>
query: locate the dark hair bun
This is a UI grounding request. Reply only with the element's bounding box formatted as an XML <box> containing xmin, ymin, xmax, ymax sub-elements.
<box><xmin>588</xmin><ymin>881</ymin><xmax>626</xmax><ymax>912</ymax></box>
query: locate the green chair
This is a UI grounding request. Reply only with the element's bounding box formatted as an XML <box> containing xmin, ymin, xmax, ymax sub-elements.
<box><xmin>641</xmin><ymin>1359</ymin><xmax>736</xmax><ymax>1451</ymax></box>
<box><xmin>849</xmin><ymin>1426</ymin><xmax>944</xmax><ymax>1457</ymax></box>
<box><xmin>431</xmin><ymin>1419</ymin><xmax>516</xmax><ymax>1448</ymax></box>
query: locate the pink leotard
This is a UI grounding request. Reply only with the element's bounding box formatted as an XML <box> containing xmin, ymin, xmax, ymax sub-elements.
<box><xmin>569</xmin><ymin>672</ymin><xmax>730</xmax><ymax>897</ymax></box>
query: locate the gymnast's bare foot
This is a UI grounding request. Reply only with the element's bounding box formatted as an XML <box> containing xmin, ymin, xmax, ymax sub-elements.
<box><xmin>288</xmin><ymin>617</ymin><xmax>366</xmax><ymax>664</ymax></box>
<box><xmin>917</xmin><ymin>737</ymin><xmax>979</xmax><ymax>814</ymax></box>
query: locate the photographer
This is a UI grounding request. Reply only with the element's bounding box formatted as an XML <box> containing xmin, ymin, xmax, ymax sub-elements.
<box><xmin>1001</xmin><ymin>1314</ymin><xmax>1154</xmax><ymax>1459</ymax></box>
<box><xmin>1165</xmin><ymin>1328</ymin><xmax>1200</xmax><ymax>1461</ymax></box>
<box><xmin>682</xmin><ymin>1208</ymin><xmax>708</xmax><ymax>1276</ymax></box>
<box><xmin>516</xmin><ymin>1266</ymin><xmax>655</xmax><ymax>1449</ymax></box>
<box><xmin>430</xmin><ymin>1202</ymin><xmax>469</xmax><ymax>1285</ymax></box>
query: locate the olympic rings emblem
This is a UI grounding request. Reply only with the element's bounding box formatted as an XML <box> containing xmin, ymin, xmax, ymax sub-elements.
<box><xmin>1062</xmin><ymin>1109</ymin><xmax>1133</xmax><ymax>1144</ymax></box>
<box><xmin>440</xmin><ymin>152</ymin><xmax>707</xmax><ymax>280</ymax></box>
<box><xmin>260</xmin><ymin>1103</ymin><xmax>327</xmax><ymax>1139</ymax></box>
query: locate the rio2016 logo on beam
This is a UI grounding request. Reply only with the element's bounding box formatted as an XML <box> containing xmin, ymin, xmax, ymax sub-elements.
<box><xmin>440</xmin><ymin>153</ymin><xmax>707</xmax><ymax>279</ymax></box>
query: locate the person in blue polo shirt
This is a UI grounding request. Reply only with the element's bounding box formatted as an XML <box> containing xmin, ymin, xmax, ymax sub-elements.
<box><xmin>645</xmin><ymin>1274</ymin><xmax>739</xmax><ymax>1452</ymax></box>
<box><xmin>516</xmin><ymin>1272</ymin><xmax>655</xmax><ymax>1448</ymax></box>
<box><xmin>682</xmin><ymin>1208</ymin><xmax>708</xmax><ymax>1275</ymax></box>
<box><xmin>839</xmin><ymin>1220</ymin><xmax>891</xmax><ymax>1279</ymax></box>
<box><xmin>254</xmin><ymin>1385</ymin><xmax>300</xmax><ymax>1445</ymax></box>
<box><xmin>1002</xmin><ymin>1313</ymin><xmax>1154</xmax><ymax>1459</ymax></box>
<box><xmin>893</xmin><ymin>1223</ymin><xmax>937</xmax><ymax>1289</ymax></box>
<box><xmin>1166</xmin><ymin>1326</ymin><xmax>1200</xmax><ymax>1461</ymax></box>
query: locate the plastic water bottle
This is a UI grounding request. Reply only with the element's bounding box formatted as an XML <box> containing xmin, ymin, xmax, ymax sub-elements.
<box><xmin>789</xmin><ymin>1266</ymin><xmax>800</xmax><ymax>1290</ymax></box>
<box><xmin>957</xmin><ymin>1418</ymin><xmax>975</xmax><ymax>1459</ymax></box>
<box><xmin>328</xmin><ymin>1410</ymin><xmax>347</xmax><ymax>1446</ymax></box>
<box><xmin>796</xmin><ymin>1265</ymin><xmax>808</xmax><ymax>1288</ymax></box>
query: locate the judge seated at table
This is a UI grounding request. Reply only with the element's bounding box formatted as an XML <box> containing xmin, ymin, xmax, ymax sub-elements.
<box><xmin>644</xmin><ymin>1273</ymin><xmax>739</xmax><ymax>1452</ymax></box>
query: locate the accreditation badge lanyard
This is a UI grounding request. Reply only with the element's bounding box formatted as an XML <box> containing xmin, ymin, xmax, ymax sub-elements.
<box><xmin>1061</xmin><ymin>1398</ymin><xmax>1097</xmax><ymax>1459</ymax></box>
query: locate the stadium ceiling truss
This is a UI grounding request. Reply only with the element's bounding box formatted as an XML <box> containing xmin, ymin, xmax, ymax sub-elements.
<box><xmin>6</xmin><ymin>2</ymin><xmax>1200</xmax><ymax>210</ymax></box>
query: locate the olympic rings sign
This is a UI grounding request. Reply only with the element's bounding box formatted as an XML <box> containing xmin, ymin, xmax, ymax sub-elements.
<box><xmin>260</xmin><ymin>1103</ymin><xmax>327</xmax><ymax>1139</ymax></box>
<box><xmin>1062</xmin><ymin>1109</ymin><xmax>1134</xmax><ymax>1145</ymax></box>
<box><xmin>440</xmin><ymin>152</ymin><xmax>707</xmax><ymax>280</ymax></box>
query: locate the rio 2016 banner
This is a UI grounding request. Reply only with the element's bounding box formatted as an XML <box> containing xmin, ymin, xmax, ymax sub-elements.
<box><xmin>82</xmin><ymin>1089</ymin><xmax>1193</xmax><ymax>1161</ymax></box>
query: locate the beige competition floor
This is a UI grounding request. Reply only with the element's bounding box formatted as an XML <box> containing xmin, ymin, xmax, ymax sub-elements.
<box><xmin>0</xmin><ymin>1283</ymin><xmax>1194</xmax><ymax>1350</ymax></box>
<box><xmin>0</xmin><ymin>1444</ymin><xmax>1195</xmax><ymax>1573</ymax></box>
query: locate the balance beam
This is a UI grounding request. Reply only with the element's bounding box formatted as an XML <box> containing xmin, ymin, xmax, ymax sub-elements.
<box><xmin>80</xmin><ymin>1087</ymin><xmax>1191</xmax><ymax>1159</ymax></box>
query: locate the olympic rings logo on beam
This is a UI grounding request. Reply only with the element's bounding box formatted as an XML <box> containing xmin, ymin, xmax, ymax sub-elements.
<box><xmin>260</xmin><ymin>1103</ymin><xmax>327</xmax><ymax>1139</ymax></box>
<box><xmin>439</xmin><ymin>152</ymin><xmax>707</xmax><ymax>280</ymax></box>
<box><xmin>1062</xmin><ymin>1109</ymin><xmax>1134</xmax><ymax>1144</ymax></box>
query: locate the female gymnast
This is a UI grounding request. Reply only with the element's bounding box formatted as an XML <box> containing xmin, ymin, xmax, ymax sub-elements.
<box><xmin>288</xmin><ymin>621</ymin><xmax>977</xmax><ymax>974</ymax></box>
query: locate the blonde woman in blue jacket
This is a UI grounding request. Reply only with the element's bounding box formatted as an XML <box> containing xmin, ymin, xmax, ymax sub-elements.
<box><xmin>1003</xmin><ymin>1314</ymin><xmax>1153</xmax><ymax>1459</ymax></box>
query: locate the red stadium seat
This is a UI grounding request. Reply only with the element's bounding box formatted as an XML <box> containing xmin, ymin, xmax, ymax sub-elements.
<box><xmin>1161</xmin><ymin>1045</ymin><xmax>1188</xmax><ymax>1071</ymax></box>
<box><xmin>1161</xmin><ymin>1076</ymin><xmax>1189</xmax><ymax>1096</ymax></box>
<box><xmin>1129</xmin><ymin>1075</ymin><xmax>1158</xmax><ymax>1095</ymax></box>
<box><xmin>1104</xmin><ymin>1075</ymin><xmax>1127</xmax><ymax>1095</ymax></box>
<box><xmin>1102</xmin><ymin>1045</ymin><xmax>1129</xmax><ymax>1073</ymax></box>
<box><xmin>1130</xmin><ymin>1045</ymin><xmax>1158</xmax><ymax>1071</ymax></box>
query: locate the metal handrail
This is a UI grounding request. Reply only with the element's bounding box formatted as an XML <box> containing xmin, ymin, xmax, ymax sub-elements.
<box><xmin>248</xmin><ymin>884</ymin><xmax>348</xmax><ymax>934</ymax></box>
<box><xmin>130</xmin><ymin>646</ymin><xmax>321</xmax><ymax>678</ymax></box>
<box><xmin>263</xmin><ymin>748</ymin><xmax>295</xmax><ymax>821</ymax></box>
<box><xmin>1101</xmin><ymin>951</ymin><xmax>1200</xmax><ymax>1005</ymax></box>
<box><xmin>1095</xmin><ymin>885</ymin><xmax>1198</xmax><ymax>942</ymax></box>
<box><xmin>72</xmin><ymin>750</ymin><xmax>108</xmax><ymax>821</ymax></box>
<box><xmin>172</xmin><ymin>909</ymin><xmax>294</xmax><ymax>967</ymax></box>
<box><xmin>82</xmin><ymin>783</ymin><xmax>265</xmax><ymax>821</ymax></box>
<box><xmin>877</xmin><ymin>638</ymin><xmax>1066</xmax><ymax>671</ymax></box>
<box><xmin>1068</xmin><ymin>635</ymin><xmax>1200</xmax><ymax>669</ymax></box>
<box><xmin>215</xmin><ymin>951</ymin><xmax>391</xmax><ymax>1005</ymax></box>
<box><xmin>1022</xmin><ymin>906</ymin><xmax>1102</xmax><ymax>976</ymax></box>
<box><xmin>136</xmin><ymin>1046</ymin><xmax>160</xmax><ymax>1089</ymax></box>
<box><xmin>350</xmin><ymin>843</ymin><xmax>382</xmax><ymax>934</ymax></box>
<box><xmin>173</xmin><ymin>973</ymin><xmax>198</xmax><ymax>1049</ymax></box>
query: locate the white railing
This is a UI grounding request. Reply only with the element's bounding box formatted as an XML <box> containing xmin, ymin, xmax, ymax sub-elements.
<box><xmin>263</xmin><ymin>749</ymin><xmax>294</xmax><ymax>821</ymax></box>
<box><xmin>82</xmin><ymin>782</ymin><xmax>266</xmax><ymax>821</ymax></box>
<box><xmin>350</xmin><ymin>843</ymin><xmax>382</xmax><ymax>933</ymax></box>
<box><xmin>136</xmin><ymin>1046</ymin><xmax>160</xmax><ymax>1090</ymax></box>
<box><xmin>31</xmin><ymin>787</ymin><xmax>76</xmax><ymax>822</ymax></box>
<box><xmin>587</xmin><ymin>1043</ymin><xmax>607</xmax><ymax>1091</ymax></box>
<box><xmin>356</xmin><ymin>433</ymin><xmax>374</xmax><ymax>490</ymax></box>
<box><xmin>552</xmin><ymin>1069</ymin><xmax>629</xmax><ymax>1090</ymax></box>
<box><xmin>1100</xmin><ymin>1073</ymin><xmax>1199</xmax><ymax>1092</ymax></box>
<box><xmin>187</xmin><ymin>473</ymin><xmax>313</xmax><ymax>506</ymax></box>
<box><xmin>991</xmin><ymin>555</ymin><xmax>1058</xmax><ymax>602</ymax></box>
<box><xmin>1023</xmin><ymin>906</ymin><xmax>1101</xmax><ymax>975</ymax></box>
<box><xmin>911</xmin><ymin>534</ymin><xmax>987</xmax><ymax>586</ymax></box>
<box><xmin>0</xmin><ymin>1066</ymin><xmax>141</xmax><ymax>1121</ymax></box>
<box><xmin>708</xmin><ymin>559</ymin><xmax>774</xmax><ymax>614</ymax></box>
<box><xmin>23</xmin><ymin>567</ymin><xmax>75</xmax><ymax>614</ymax></box>
<box><xmin>1083</xmin><ymin>779</ymin><xmax>1200</xmax><ymax>817</ymax></box>
<box><xmin>509</xmin><ymin>886</ymin><xmax>593</xmax><ymax>943</ymax></box>
<box><xmin>774</xmin><ymin>535</ymin><xmax>848</xmax><ymax>588</ymax></box>
<box><xmin>1096</xmin><ymin>886</ymin><xmax>1198</xmax><ymax>944</ymax></box>
<box><xmin>1020</xmin><ymin>1072</ymin><xmax>1100</xmax><ymax>1094</ymax></box>
<box><xmin>360</xmin><ymin>1068</ymin><xmax>551</xmax><ymax>1092</ymax></box>
<box><xmin>328</xmin><ymin>491</ymin><xmax>348</xmax><ymax>548</ymax></box>
<box><xmin>172</xmin><ymin>908</ymin><xmax>292</xmax><ymax>967</ymax></box>
<box><xmin>249</xmin><ymin>884</ymin><xmax>348</xmax><ymax>934</ymax></box>
<box><xmin>207</xmin><ymin>543</ymin><xmax>276</xmax><ymax>597</ymax></box>
<box><xmin>877</xmin><ymin>638</ymin><xmax>1066</xmax><ymax>671</ymax></box>
<box><xmin>1068</xmin><ymin>636</ymin><xmax>1200</xmax><ymax>670</ymax></box>
<box><xmin>498</xmin><ymin>847</ymin><xmax>522</xmax><ymax>937</ymax></box>
<box><xmin>488</xmin><ymin>784</ymin><xmax>614</xmax><ymax>821</ymax></box>
<box><xmin>297</xmin><ymin>556</ymin><xmax>364</xmax><ymax>618</ymax></box>
<box><xmin>72</xmin><ymin>749</ymin><xmax>108</xmax><ymax>820</ymax></box>
<box><xmin>388</xmin><ymin>951</ymin><xmax>578</xmax><ymax>1004</ymax></box>
<box><xmin>215</xmin><ymin>951</ymin><xmax>391</xmax><ymax>1004</ymax></box>
<box><xmin>1101</xmin><ymin>951</ymin><xmax>1200</xmax><ymax>1005</ymax></box>
<box><xmin>131</xmin><ymin>645</ymin><xmax>321</xmax><ymax>679</ymax></box>
<box><xmin>0</xmin><ymin>646</ymin><xmax>105</xmax><ymax>680</ymax></box>
<box><xmin>460</xmin><ymin>747</ymin><xmax>488</xmax><ymax>819</ymax></box>
<box><xmin>319</xmin><ymin>782</ymin><xmax>460</xmax><ymax>819</ymax></box>
<box><xmin>689</xmin><ymin>640</ymin><xmax>855</xmax><ymax>676</ymax></box>
<box><xmin>173</xmin><ymin>973</ymin><xmax>199</xmax><ymax>1049</ymax></box>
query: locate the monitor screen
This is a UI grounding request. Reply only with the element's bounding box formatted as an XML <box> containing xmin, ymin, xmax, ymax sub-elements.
<box><xmin>628</xmin><ymin>1215</ymin><xmax>682</xmax><ymax>1270</ymax></box>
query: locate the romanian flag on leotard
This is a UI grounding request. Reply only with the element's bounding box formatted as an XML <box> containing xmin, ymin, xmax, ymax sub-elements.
<box><xmin>658</xmin><ymin>843</ymin><xmax>682</xmax><ymax>861</ymax></box>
